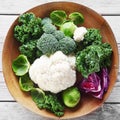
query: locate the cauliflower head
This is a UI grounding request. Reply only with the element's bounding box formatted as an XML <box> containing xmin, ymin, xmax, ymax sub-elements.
<box><xmin>73</xmin><ymin>27</ymin><xmax>87</xmax><ymax>42</ymax></box>
<box><xmin>29</xmin><ymin>51</ymin><xmax>76</xmax><ymax>93</ymax></box>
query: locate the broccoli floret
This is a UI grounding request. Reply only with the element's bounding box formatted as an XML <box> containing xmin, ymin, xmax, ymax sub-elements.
<box><xmin>14</xmin><ymin>13</ymin><xmax>43</xmax><ymax>43</ymax></box>
<box><xmin>59</xmin><ymin>37</ymin><xmax>76</xmax><ymax>55</ymax></box>
<box><xmin>19</xmin><ymin>40</ymin><xmax>42</xmax><ymax>63</ymax></box>
<box><xmin>52</xmin><ymin>30</ymin><xmax>65</xmax><ymax>41</ymax></box>
<box><xmin>42</xmin><ymin>23</ymin><xmax>56</xmax><ymax>34</ymax></box>
<box><xmin>37</xmin><ymin>33</ymin><xmax>59</xmax><ymax>55</ymax></box>
<box><xmin>41</xmin><ymin>17</ymin><xmax>52</xmax><ymax>25</ymax></box>
<box><xmin>83</xmin><ymin>28</ymin><xmax>102</xmax><ymax>46</ymax></box>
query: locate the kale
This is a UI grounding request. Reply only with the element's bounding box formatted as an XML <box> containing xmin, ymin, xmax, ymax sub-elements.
<box><xmin>31</xmin><ymin>89</ymin><xmax>64</xmax><ymax>117</ymax></box>
<box><xmin>38</xmin><ymin>93</ymin><xmax>64</xmax><ymax>117</ymax></box>
<box><xmin>76</xmin><ymin>43</ymin><xmax>112</xmax><ymax>78</ymax></box>
<box><xmin>83</xmin><ymin>28</ymin><xmax>102</xmax><ymax>46</ymax></box>
<box><xmin>14</xmin><ymin>13</ymin><xmax>43</xmax><ymax>44</ymax></box>
<box><xmin>19</xmin><ymin>40</ymin><xmax>42</xmax><ymax>63</ymax></box>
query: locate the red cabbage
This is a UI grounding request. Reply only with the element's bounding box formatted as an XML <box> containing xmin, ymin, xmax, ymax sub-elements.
<box><xmin>80</xmin><ymin>73</ymin><xmax>101</xmax><ymax>93</ymax></box>
<box><xmin>79</xmin><ymin>68</ymin><xmax>109</xmax><ymax>99</ymax></box>
<box><xmin>101</xmin><ymin>68</ymin><xmax>109</xmax><ymax>92</ymax></box>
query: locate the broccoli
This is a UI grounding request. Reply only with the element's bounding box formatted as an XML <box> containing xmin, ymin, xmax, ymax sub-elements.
<box><xmin>83</xmin><ymin>28</ymin><xmax>102</xmax><ymax>46</ymax></box>
<box><xmin>37</xmin><ymin>33</ymin><xmax>59</xmax><ymax>55</ymax></box>
<box><xmin>52</xmin><ymin>30</ymin><xmax>65</xmax><ymax>41</ymax></box>
<box><xmin>37</xmin><ymin>32</ymin><xmax>76</xmax><ymax>56</ymax></box>
<box><xmin>19</xmin><ymin>40</ymin><xmax>42</xmax><ymax>63</ymax></box>
<box><xmin>59</xmin><ymin>37</ymin><xmax>76</xmax><ymax>55</ymax></box>
<box><xmin>14</xmin><ymin>13</ymin><xmax>43</xmax><ymax>44</ymax></box>
<box><xmin>42</xmin><ymin>23</ymin><xmax>56</xmax><ymax>34</ymax></box>
<box><xmin>41</xmin><ymin>17</ymin><xmax>52</xmax><ymax>25</ymax></box>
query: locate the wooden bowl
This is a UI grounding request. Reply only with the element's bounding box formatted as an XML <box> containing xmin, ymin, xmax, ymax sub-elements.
<box><xmin>2</xmin><ymin>2</ymin><xmax>119</xmax><ymax>119</ymax></box>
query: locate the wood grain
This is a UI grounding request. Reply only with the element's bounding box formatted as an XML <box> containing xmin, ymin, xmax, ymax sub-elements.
<box><xmin>0</xmin><ymin>1</ymin><xmax>120</xmax><ymax>120</ymax></box>
<box><xmin>2</xmin><ymin>2</ymin><xmax>119</xmax><ymax>119</ymax></box>
<box><xmin>0</xmin><ymin>0</ymin><xmax>120</xmax><ymax>14</ymax></box>
<box><xmin>0</xmin><ymin>102</ymin><xmax>120</xmax><ymax>120</ymax></box>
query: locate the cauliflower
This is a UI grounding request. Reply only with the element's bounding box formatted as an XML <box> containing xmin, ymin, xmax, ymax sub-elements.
<box><xmin>29</xmin><ymin>51</ymin><xmax>76</xmax><ymax>93</ymax></box>
<box><xmin>73</xmin><ymin>27</ymin><xmax>87</xmax><ymax>42</ymax></box>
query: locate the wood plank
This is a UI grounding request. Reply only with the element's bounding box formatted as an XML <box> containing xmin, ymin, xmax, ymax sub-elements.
<box><xmin>1</xmin><ymin>16</ymin><xmax>120</xmax><ymax>44</ymax></box>
<box><xmin>0</xmin><ymin>15</ymin><xmax>120</xmax><ymax>101</ymax></box>
<box><xmin>0</xmin><ymin>71</ymin><xmax>120</xmax><ymax>102</ymax></box>
<box><xmin>0</xmin><ymin>73</ymin><xmax>14</xmax><ymax>101</ymax></box>
<box><xmin>0</xmin><ymin>15</ymin><xmax>18</xmax><ymax>44</ymax></box>
<box><xmin>0</xmin><ymin>0</ymin><xmax>120</xmax><ymax>14</ymax></box>
<box><xmin>0</xmin><ymin>102</ymin><xmax>120</xmax><ymax>120</ymax></box>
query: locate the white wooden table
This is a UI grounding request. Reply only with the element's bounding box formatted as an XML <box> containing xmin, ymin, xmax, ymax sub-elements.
<box><xmin>0</xmin><ymin>0</ymin><xmax>120</xmax><ymax>120</ymax></box>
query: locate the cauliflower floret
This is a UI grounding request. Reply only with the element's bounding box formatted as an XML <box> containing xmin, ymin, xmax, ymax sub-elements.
<box><xmin>73</xmin><ymin>27</ymin><xmax>87</xmax><ymax>42</ymax></box>
<box><xmin>29</xmin><ymin>51</ymin><xmax>76</xmax><ymax>93</ymax></box>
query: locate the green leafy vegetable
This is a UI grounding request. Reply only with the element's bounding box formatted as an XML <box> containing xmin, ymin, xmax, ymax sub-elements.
<box><xmin>83</xmin><ymin>28</ymin><xmax>102</xmax><ymax>46</ymax></box>
<box><xmin>37</xmin><ymin>33</ymin><xmax>59</xmax><ymax>55</ymax></box>
<box><xmin>14</xmin><ymin>13</ymin><xmax>43</xmax><ymax>43</ymax></box>
<box><xmin>19</xmin><ymin>40</ymin><xmax>42</xmax><ymax>63</ymax></box>
<box><xmin>69</xmin><ymin>12</ymin><xmax>84</xmax><ymax>25</ymax></box>
<box><xmin>18</xmin><ymin>12</ymin><xmax>36</xmax><ymax>24</ymax></box>
<box><xmin>62</xmin><ymin>87</ymin><xmax>80</xmax><ymax>108</ymax></box>
<box><xmin>19</xmin><ymin>74</ymin><xmax>34</xmax><ymax>91</ymax></box>
<box><xmin>12</xmin><ymin>55</ymin><xmax>30</xmax><ymax>76</ymax></box>
<box><xmin>60</xmin><ymin>22</ymin><xmax>77</xmax><ymax>37</ymax></box>
<box><xmin>50</xmin><ymin>10</ymin><xmax>67</xmax><ymax>26</ymax></box>
<box><xmin>76</xmin><ymin>43</ymin><xmax>112</xmax><ymax>78</ymax></box>
<box><xmin>31</xmin><ymin>88</ymin><xmax>45</xmax><ymax>105</ymax></box>
<box><xmin>31</xmin><ymin>90</ymin><xmax>64</xmax><ymax>117</ymax></box>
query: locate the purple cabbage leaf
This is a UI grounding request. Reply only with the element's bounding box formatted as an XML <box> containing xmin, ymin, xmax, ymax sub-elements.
<box><xmin>79</xmin><ymin>68</ymin><xmax>110</xmax><ymax>99</ymax></box>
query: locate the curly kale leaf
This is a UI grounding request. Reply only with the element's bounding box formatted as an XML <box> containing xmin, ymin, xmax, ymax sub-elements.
<box><xmin>31</xmin><ymin>90</ymin><xmax>64</xmax><ymax>117</ymax></box>
<box><xmin>83</xmin><ymin>28</ymin><xmax>102</xmax><ymax>46</ymax></box>
<box><xmin>76</xmin><ymin>43</ymin><xmax>112</xmax><ymax>78</ymax></box>
<box><xmin>19</xmin><ymin>40</ymin><xmax>42</xmax><ymax>63</ymax></box>
<box><xmin>14</xmin><ymin>13</ymin><xmax>43</xmax><ymax>43</ymax></box>
<box><xmin>38</xmin><ymin>93</ymin><xmax>64</xmax><ymax>117</ymax></box>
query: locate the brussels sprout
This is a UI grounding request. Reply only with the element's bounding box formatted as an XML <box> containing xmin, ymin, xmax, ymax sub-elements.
<box><xmin>62</xmin><ymin>87</ymin><xmax>81</xmax><ymax>108</ymax></box>
<box><xmin>60</xmin><ymin>22</ymin><xmax>77</xmax><ymax>37</ymax></box>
